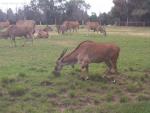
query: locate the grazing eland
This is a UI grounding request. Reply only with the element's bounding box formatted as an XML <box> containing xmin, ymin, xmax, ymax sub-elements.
<box><xmin>53</xmin><ymin>40</ymin><xmax>120</xmax><ymax>80</ymax></box>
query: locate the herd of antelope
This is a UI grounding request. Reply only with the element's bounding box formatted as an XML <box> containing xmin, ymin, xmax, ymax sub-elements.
<box><xmin>0</xmin><ymin>20</ymin><xmax>107</xmax><ymax>47</ymax></box>
<box><xmin>0</xmin><ymin>20</ymin><xmax>120</xmax><ymax>79</ymax></box>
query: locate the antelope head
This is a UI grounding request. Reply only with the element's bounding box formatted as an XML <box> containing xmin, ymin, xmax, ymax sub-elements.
<box><xmin>53</xmin><ymin>49</ymin><xmax>67</xmax><ymax>76</ymax></box>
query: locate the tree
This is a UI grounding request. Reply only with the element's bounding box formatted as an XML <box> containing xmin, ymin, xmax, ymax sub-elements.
<box><xmin>99</xmin><ymin>12</ymin><xmax>113</xmax><ymax>25</ymax></box>
<box><xmin>17</xmin><ymin>9</ymin><xmax>25</xmax><ymax>20</ymax></box>
<box><xmin>0</xmin><ymin>10</ymin><xmax>7</xmax><ymax>21</ymax></box>
<box><xmin>111</xmin><ymin>0</ymin><xmax>150</xmax><ymax>24</ymax></box>
<box><xmin>89</xmin><ymin>12</ymin><xmax>98</xmax><ymax>22</ymax></box>
<box><xmin>7</xmin><ymin>8</ymin><xmax>16</xmax><ymax>23</ymax></box>
<box><xmin>64</xmin><ymin>0</ymin><xmax>90</xmax><ymax>22</ymax></box>
<box><xmin>38</xmin><ymin>0</ymin><xmax>57</xmax><ymax>24</ymax></box>
<box><xmin>111</xmin><ymin>0</ymin><xmax>128</xmax><ymax>21</ymax></box>
<box><xmin>0</xmin><ymin>0</ymin><xmax>91</xmax><ymax>25</ymax></box>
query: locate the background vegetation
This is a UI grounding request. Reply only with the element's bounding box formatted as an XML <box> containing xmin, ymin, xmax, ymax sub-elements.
<box><xmin>1</xmin><ymin>0</ymin><xmax>150</xmax><ymax>25</ymax></box>
<box><xmin>0</xmin><ymin>26</ymin><xmax>150</xmax><ymax>113</ymax></box>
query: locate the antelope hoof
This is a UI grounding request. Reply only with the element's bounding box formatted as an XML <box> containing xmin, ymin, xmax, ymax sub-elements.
<box><xmin>85</xmin><ymin>76</ymin><xmax>89</xmax><ymax>80</ymax></box>
<box><xmin>80</xmin><ymin>76</ymin><xmax>89</xmax><ymax>81</ymax></box>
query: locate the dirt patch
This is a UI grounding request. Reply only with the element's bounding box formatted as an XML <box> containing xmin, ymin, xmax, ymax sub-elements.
<box><xmin>144</xmin><ymin>69</ymin><xmax>150</xmax><ymax>73</ymax></box>
<box><xmin>143</xmin><ymin>69</ymin><xmax>150</xmax><ymax>82</ymax></box>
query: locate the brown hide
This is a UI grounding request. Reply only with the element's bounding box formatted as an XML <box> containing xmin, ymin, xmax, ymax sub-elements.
<box><xmin>43</xmin><ymin>26</ymin><xmax>53</xmax><ymax>32</ymax></box>
<box><xmin>0</xmin><ymin>20</ymin><xmax>35</xmax><ymax>39</ymax></box>
<box><xmin>56</xmin><ymin>25</ymin><xmax>67</xmax><ymax>34</ymax></box>
<box><xmin>86</xmin><ymin>22</ymin><xmax>106</xmax><ymax>36</ymax></box>
<box><xmin>86</xmin><ymin>21</ymin><xmax>99</xmax><ymax>31</ymax></box>
<box><xmin>54</xmin><ymin>41</ymin><xmax>120</xmax><ymax>77</ymax></box>
<box><xmin>16</xmin><ymin>20</ymin><xmax>36</xmax><ymax>34</ymax></box>
<box><xmin>96</xmin><ymin>25</ymin><xmax>107</xmax><ymax>36</ymax></box>
<box><xmin>7</xmin><ymin>25</ymin><xmax>32</xmax><ymax>37</ymax></box>
<box><xmin>63</xmin><ymin>21</ymin><xmax>79</xmax><ymax>32</ymax></box>
<box><xmin>7</xmin><ymin>20</ymin><xmax>35</xmax><ymax>46</ymax></box>
<box><xmin>37</xmin><ymin>30</ymin><xmax>49</xmax><ymax>38</ymax></box>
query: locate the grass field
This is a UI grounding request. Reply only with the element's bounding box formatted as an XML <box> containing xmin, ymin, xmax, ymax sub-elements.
<box><xmin>0</xmin><ymin>26</ymin><xmax>150</xmax><ymax>113</ymax></box>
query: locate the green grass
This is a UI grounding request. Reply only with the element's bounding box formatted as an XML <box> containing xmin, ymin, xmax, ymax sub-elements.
<box><xmin>0</xmin><ymin>26</ymin><xmax>150</xmax><ymax>113</ymax></box>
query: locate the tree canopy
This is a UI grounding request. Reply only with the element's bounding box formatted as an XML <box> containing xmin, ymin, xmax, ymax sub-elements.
<box><xmin>0</xmin><ymin>0</ymin><xmax>150</xmax><ymax>26</ymax></box>
<box><xmin>111</xmin><ymin>0</ymin><xmax>150</xmax><ymax>23</ymax></box>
